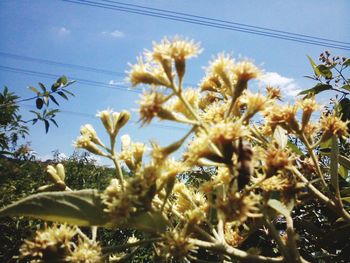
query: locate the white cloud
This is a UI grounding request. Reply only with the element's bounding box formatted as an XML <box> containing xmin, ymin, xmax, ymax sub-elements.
<box><xmin>52</xmin><ymin>26</ymin><xmax>71</xmax><ymax>37</ymax></box>
<box><xmin>258</xmin><ymin>72</ymin><xmax>302</xmax><ymax>97</ymax></box>
<box><xmin>108</xmin><ymin>80</ymin><xmax>125</xmax><ymax>85</ymax></box>
<box><xmin>101</xmin><ymin>30</ymin><xmax>124</xmax><ymax>39</ymax></box>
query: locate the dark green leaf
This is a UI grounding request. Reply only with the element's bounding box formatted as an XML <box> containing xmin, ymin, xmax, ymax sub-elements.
<box><xmin>298</xmin><ymin>84</ymin><xmax>332</xmax><ymax>96</ymax></box>
<box><xmin>121</xmin><ymin>211</ymin><xmax>168</xmax><ymax>233</ymax></box>
<box><xmin>58</xmin><ymin>91</ymin><xmax>68</xmax><ymax>100</ymax></box>
<box><xmin>0</xmin><ymin>190</ymin><xmax>110</xmax><ymax>227</ymax></box>
<box><xmin>38</xmin><ymin>82</ymin><xmax>46</xmax><ymax>93</ymax></box>
<box><xmin>35</xmin><ymin>98</ymin><xmax>43</xmax><ymax>109</ymax></box>
<box><xmin>50</xmin><ymin>118</ymin><xmax>59</xmax><ymax>128</ymax></box>
<box><xmin>44</xmin><ymin>120</ymin><xmax>49</xmax><ymax>133</ymax></box>
<box><xmin>57</xmin><ymin>75</ymin><xmax>68</xmax><ymax>85</ymax></box>
<box><xmin>49</xmin><ymin>95</ymin><xmax>59</xmax><ymax>106</ymax></box>
<box><xmin>63</xmin><ymin>89</ymin><xmax>75</xmax><ymax>97</ymax></box>
<box><xmin>46</xmin><ymin>109</ymin><xmax>60</xmax><ymax>117</ymax></box>
<box><xmin>316</xmin><ymin>65</ymin><xmax>332</xmax><ymax>79</ymax></box>
<box><xmin>51</xmin><ymin>82</ymin><xmax>60</xmax><ymax>92</ymax></box>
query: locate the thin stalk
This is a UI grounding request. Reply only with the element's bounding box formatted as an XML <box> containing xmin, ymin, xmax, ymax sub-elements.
<box><xmin>109</xmin><ymin>135</ymin><xmax>125</xmax><ymax>189</ymax></box>
<box><xmin>300</xmin><ymin>133</ymin><xmax>327</xmax><ymax>187</ymax></box>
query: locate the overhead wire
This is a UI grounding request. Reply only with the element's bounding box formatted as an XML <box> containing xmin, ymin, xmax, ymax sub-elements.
<box><xmin>62</xmin><ymin>0</ymin><xmax>350</xmax><ymax>51</ymax></box>
<box><xmin>100</xmin><ymin>0</ymin><xmax>350</xmax><ymax>46</ymax></box>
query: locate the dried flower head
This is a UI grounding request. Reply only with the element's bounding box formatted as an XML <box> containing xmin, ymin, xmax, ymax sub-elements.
<box><xmin>65</xmin><ymin>239</ymin><xmax>102</xmax><ymax>263</ymax></box>
<box><xmin>297</xmin><ymin>97</ymin><xmax>319</xmax><ymax>128</ymax></box>
<box><xmin>239</xmin><ymin>90</ymin><xmax>272</xmax><ymax>119</ymax></box>
<box><xmin>233</xmin><ymin>60</ymin><xmax>260</xmax><ymax>82</ymax></box>
<box><xmin>264</xmin><ymin>146</ymin><xmax>294</xmax><ymax>176</ymax></box>
<box><xmin>319</xmin><ymin>114</ymin><xmax>349</xmax><ymax>141</ymax></box>
<box><xmin>263</xmin><ymin>104</ymin><xmax>300</xmax><ymax>132</ymax></box>
<box><xmin>159</xmin><ymin>229</ymin><xmax>198</xmax><ymax>261</ymax></box>
<box><xmin>266</xmin><ymin>86</ymin><xmax>282</xmax><ymax>100</ymax></box>
<box><xmin>138</xmin><ymin>91</ymin><xmax>172</xmax><ymax>125</ymax></box>
<box><xmin>217</xmin><ymin>192</ymin><xmax>261</xmax><ymax>223</ymax></box>
<box><xmin>19</xmin><ymin>224</ymin><xmax>76</xmax><ymax>262</ymax></box>
<box><xmin>209</xmin><ymin>121</ymin><xmax>249</xmax><ymax>145</ymax></box>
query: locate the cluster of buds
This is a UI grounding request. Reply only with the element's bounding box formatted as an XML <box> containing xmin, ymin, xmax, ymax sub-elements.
<box><xmin>38</xmin><ymin>163</ymin><xmax>68</xmax><ymax>192</ymax></box>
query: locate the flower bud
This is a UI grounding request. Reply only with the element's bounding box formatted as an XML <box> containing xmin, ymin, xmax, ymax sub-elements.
<box><xmin>47</xmin><ymin>165</ymin><xmax>62</xmax><ymax>184</ymax></box>
<box><xmin>56</xmin><ymin>163</ymin><xmax>65</xmax><ymax>181</ymax></box>
<box><xmin>115</xmin><ymin>110</ymin><xmax>131</xmax><ymax>131</ymax></box>
<box><xmin>97</xmin><ymin>110</ymin><xmax>113</xmax><ymax>135</ymax></box>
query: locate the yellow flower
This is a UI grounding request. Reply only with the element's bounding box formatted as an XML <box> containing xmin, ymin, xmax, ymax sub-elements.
<box><xmin>319</xmin><ymin>114</ymin><xmax>349</xmax><ymax>141</ymax></box>
<box><xmin>209</xmin><ymin>120</ymin><xmax>249</xmax><ymax>145</ymax></box>
<box><xmin>233</xmin><ymin>60</ymin><xmax>260</xmax><ymax>82</ymax></box>
<box><xmin>169</xmin><ymin>88</ymin><xmax>199</xmax><ymax>119</ymax></box>
<box><xmin>239</xmin><ymin>90</ymin><xmax>272</xmax><ymax>119</ymax></box>
<box><xmin>19</xmin><ymin>224</ymin><xmax>76</xmax><ymax>262</ymax></box>
<box><xmin>138</xmin><ymin>91</ymin><xmax>173</xmax><ymax>125</ymax></box>
<box><xmin>128</xmin><ymin>57</ymin><xmax>171</xmax><ymax>87</ymax></box>
<box><xmin>66</xmin><ymin>239</ymin><xmax>102</xmax><ymax>263</ymax></box>
<box><xmin>206</xmin><ymin>52</ymin><xmax>236</xmax><ymax>89</ymax></box>
<box><xmin>297</xmin><ymin>97</ymin><xmax>319</xmax><ymax>128</ymax></box>
<box><xmin>183</xmin><ymin>131</ymin><xmax>210</xmax><ymax>165</ymax></box>
<box><xmin>200</xmin><ymin>100</ymin><xmax>229</xmax><ymax>123</ymax></box>
<box><xmin>263</xmin><ymin>104</ymin><xmax>300</xmax><ymax>132</ymax></box>
<box><xmin>264</xmin><ymin>146</ymin><xmax>294</xmax><ymax>176</ymax></box>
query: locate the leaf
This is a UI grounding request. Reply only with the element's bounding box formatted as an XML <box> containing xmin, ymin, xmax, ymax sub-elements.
<box><xmin>121</xmin><ymin>211</ymin><xmax>168</xmax><ymax>233</ymax></box>
<box><xmin>330</xmin><ymin>135</ymin><xmax>339</xmax><ymax>194</ymax></box>
<box><xmin>316</xmin><ymin>65</ymin><xmax>332</xmax><ymax>79</ymax></box>
<box><xmin>51</xmin><ymin>82</ymin><xmax>60</xmax><ymax>92</ymax></box>
<box><xmin>287</xmin><ymin>141</ymin><xmax>303</xmax><ymax>156</ymax></box>
<box><xmin>273</xmin><ymin>126</ymin><xmax>287</xmax><ymax>149</ymax></box>
<box><xmin>338</xmin><ymin>165</ymin><xmax>348</xmax><ymax>180</ymax></box>
<box><xmin>342</xmin><ymin>197</ymin><xmax>350</xmax><ymax>204</ymax></box>
<box><xmin>49</xmin><ymin>95</ymin><xmax>59</xmax><ymax>106</ymax></box>
<box><xmin>35</xmin><ymin>98</ymin><xmax>43</xmax><ymax>109</ymax></box>
<box><xmin>341</xmin><ymin>85</ymin><xmax>350</xmax><ymax>92</ymax></box>
<box><xmin>58</xmin><ymin>91</ymin><xmax>68</xmax><ymax>100</ymax></box>
<box><xmin>57</xmin><ymin>75</ymin><xmax>68</xmax><ymax>85</ymax></box>
<box><xmin>46</xmin><ymin>109</ymin><xmax>60</xmax><ymax>117</ymax></box>
<box><xmin>298</xmin><ymin>84</ymin><xmax>332</xmax><ymax>96</ymax></box>
<box><xmin>343</xmin><ymin>58</ymin><xmax>350</xmax><ymax>67</ymax></box>
<box><xmin>63</xmin><ymin>89</ymin><xmax>75</xmax><ymax>97</ymax></box>
<box><xmin>50</xmin><ymin>119</ymin><xmax>59</xmax><ymax>128</ymax></box>
<box><xmin>38</xmin><ymin>82</ymin><xmax>46</xmax><ymax>93</ymax></box>
<box><xmin>29</xmin><ymin>86</ymin><xmax>39</xmax><ymax>95</ymax></box>
<box><xmin>339</xmin><ymin>155</ymin><xmax>350</xmax><ymax>170</ymax></box>
<box><xmin>268</xmin><ymin>199</ymin><xmax>291</xmax><ymax>217</ymax></box>
<box><xmin>0</xmin><ymin>190</ymin><xmax>110</xmax><ymax>227</ymax></box>
<box><xmin>44</xmin><ymin>120</ymin><xmax>50</xmax><ymax>133</ymax></box>
<box><xmin>307</xmin><ymin>55</ymin><xmax>321</xmax><ymax>77</ymax></box>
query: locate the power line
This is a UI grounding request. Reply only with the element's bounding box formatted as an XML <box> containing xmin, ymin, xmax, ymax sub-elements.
<box><xmin>100</xmin><ymin>0</ymin><xmax>350</xmax><ymax>46</ymax></box>
<box><xmin>62</xmin><ymin>0</ymin><xmax>350</xmax><ymax>51</ymax></box>
<box><xmin>0</xmin><ymin>51</ymin><xmax>124</xmax><ymax>77</ymax></box>
<box><xmin>19</xmin><ymin>103</ymin><xmax>188</xmax><ymax>131</ymax></box>
<box><xmin>0</xmin><ymin>65</ymin><xmax>142</xmax><ymax>94</ymax></box>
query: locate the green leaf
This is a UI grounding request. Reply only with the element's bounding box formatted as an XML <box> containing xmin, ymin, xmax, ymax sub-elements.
<box><xmin>342</xmin><ymin>197</ymin><xmax>350</xmax><ymax>204</ymax></box>
<box><xmin>307</xmin><ymin>55</ymin><xmax>321</xmax><ymax>77</ymax></box>
<box><xmin>44</xmin><ymin>119</ymin><xmax>50</xmax><ymax>133</ymax></box>
<box><xmin>341</xmin><ymin>85</ymin><xmax>350</xmax><ymax>92</ymax></box>
<box><xmin>339</xmin><ymin>155</ymin><xmax>350</xmax><ymax>170</ymax></box>
<box><xmin>29</xmin><ymin>86</ymin><xmax>39</xmax><ymax>95</ymax></box>
<box><xmin>0</xmin><ymin>190</ymin><xmax>110</xmax><ymax>226</ymax></box>
<box><xmin>36</xmin><ymin>98</ymin><xmax>43</xmax><ymax>109</ymax></box>
<box><xmin>343</xmin><ymin>58</ymin><xmax>350</xmax><ymax>67</ymax></box>
<box><xmin>273</xmin><ymin>126</ymin><xmax>287</xmax><ymax>149</ymax></box>
<box><xmin>51</xmin><ymin>82</ymin><xmax>60</xmax><ymax>92</ymax></box>
<box><xmin>298</xmin><ymin>84</ymin><xmax>332</xmax><ymax>96</ymax></box>
<box><xmin>49</xmin><ymin>95</ymin><xmax>59</xmax><ymax>106</ymax></box>
<box><xmin>316</xmin><ymin>65</ymin><xmax>332</xmax><ymax>79</ymax></box>
<box><xmin>121</xmin><ymin>211</ymin><xmax>168</xmax><ymax>233</ymax></box>
<box><xmin>58</xmin><ymin>91</ymin><xmax>68</xmax><ymax>100</ymax></box>
<box><xmin>38</xmin><ymin>82</ymin><xmax>47</xmax><ymax>93</ymax></box>
<box><xmin>267</xmin><ymin>199</ymin><xmax>291</xmax><ymax>217</ymax></box>
<box><xmin>338</xmin><ymin>165</ymin><xmax>348</xmax><ymax>180</ymax></box>
<box><xmin>287</xmin><ymin>141</ymin><xmax>303</xmax><ymax>156</ymax></box>
<box><xmin>50</xmin><ymin>118</ymin><xmax>59</xmax><ymax>128</ymax></box>
<box><xmin>63</xmin><ymin>89</ymin><xmax>75</xmax><ymax>97</ymax></box>
<box><xmin>57</xmin><ymin>75</ymin><xmax>68</xmax><ymax>85</ymax></box>
<box><xmin>330</xmin><ymin>135</ymin><xmax>339</xmax><ymax>194</ymax></box>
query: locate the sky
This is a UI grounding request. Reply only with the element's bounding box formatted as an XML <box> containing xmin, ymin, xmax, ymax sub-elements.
<box><xmin>0</xmin><ymin>0</ymin><xmax>349</xmax><ymax>164</ymax></box>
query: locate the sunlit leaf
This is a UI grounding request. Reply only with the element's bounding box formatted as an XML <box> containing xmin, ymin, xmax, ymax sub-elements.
<box><xmin>273</xmin><ymin>126</ymin><xmax>287</xmax><ymax>149</ymax></box>
<box><xmin>298</xmin><ymin>84</ymin><xmax>332</xmax><ymax>96</ymax></box>
<box><xmin>121</xmin><ymin>211</ymin><xmax>168</xmax><ymax>233</ymax></box>
<box><xmin>0</xmin><ymin>190</ymin><xmax>110</xmax><ymax>226</ymax></box>
<box><xmin>268</xmin><ymin>199</ymin><xmax>291</xmax><ymax>217</ymax></box>
<box><xmin>307</xmin><ymin>55</ymin><xmax>321</xmax><ymax>77</ymax></box>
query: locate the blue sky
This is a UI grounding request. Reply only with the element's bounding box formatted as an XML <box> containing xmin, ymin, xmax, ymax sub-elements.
<box><xmin>1</xmin><ymin>0</ymin><xmax>349</xmax><ymax>164</ymax></box>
